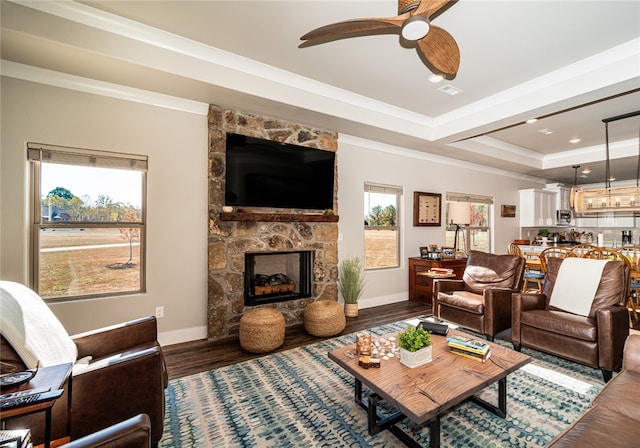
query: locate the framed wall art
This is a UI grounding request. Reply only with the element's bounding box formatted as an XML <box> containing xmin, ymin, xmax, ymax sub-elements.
<box><xmin>501</xmin><ymin>204</ymin><xmax>516</xmax><ymax>218</ymax></box>
<box><xmin>413</xmin><ymin>192</ymin><xmax>441</xmax><ymax>226</ymax></box>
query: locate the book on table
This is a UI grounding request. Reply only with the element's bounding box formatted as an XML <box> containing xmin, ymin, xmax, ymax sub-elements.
<box><xmin>447</xmin><ymin>340</ymin><xmax>489</xmax><ymax>356</ymax></box>
<box><xmin>446</xmin><ymin>334</ymin><xmax>491</xmax><ymax>361</ymax></box>
<box><xmin>446</xmin><ymin>335</ymin><xmax>490</xmax><ymax>354</ymax></box>
<box><xmin>448</xmin><ymin>346</ymin><xmax>491</xmax><ymax>362</ymax></box>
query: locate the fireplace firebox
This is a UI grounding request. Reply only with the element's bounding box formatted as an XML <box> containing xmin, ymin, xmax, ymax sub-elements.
<box><xmin>244</xmin><ymin>251</ymin><xmax>312</xmax><ymax>306</ymax></box>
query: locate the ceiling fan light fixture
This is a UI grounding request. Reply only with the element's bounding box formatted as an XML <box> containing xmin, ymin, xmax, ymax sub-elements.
<box><xmin>428</xmin><ymin>74</ymin><xmax>444</xmax><ymax>83</ymax></box>
<box><xmin>401</xmin><ymin>15</ymin><xmax>430</xmax><ymax>41</ymax></box>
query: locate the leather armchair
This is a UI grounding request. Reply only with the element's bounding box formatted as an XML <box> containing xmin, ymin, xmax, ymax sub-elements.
<box><xmin>433</xmin><ymin>250</ymin><xmax>525</xmax><ymax>341</ymax></box>
<box><xmin>64</xmin><ymin>413</ymin><xmax>151</xmax><ymax>448</ymax></box>
<box><xmin>1</xmin><ymin>317</ymin><xmax>168</xmax><ymax>447</ymax></box>
<box><xmin>512</xmin><ymin>257</ymin><xmax>629</xmax><ymax>382</ymax></box>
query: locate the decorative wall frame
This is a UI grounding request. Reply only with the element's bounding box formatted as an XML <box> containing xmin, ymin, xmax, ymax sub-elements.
<box><xmin>501</xmin><ymin>204</ymin><xmax>516</xmax><ymax>218</ymax></box>
<box><xmin>413</xmin><ymin>192</ymin><xmax>442</xmax><ymax>226</ymax></box>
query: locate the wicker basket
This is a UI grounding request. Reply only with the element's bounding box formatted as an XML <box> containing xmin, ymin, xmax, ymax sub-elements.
<box><xmin>303</xmin><ymin>300</ymin><xmax>346</xmax><ymax>337</ymax></box>
<box><xmin>239</xmin><ymin>307</ymin><xmax>285</xmax><ymax>353</ymax></box>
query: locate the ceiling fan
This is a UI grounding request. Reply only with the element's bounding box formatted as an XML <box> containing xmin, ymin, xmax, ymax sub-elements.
<box><xmin>300</xmin><ymin>0</ymin><xmax>460</xmax><ymax>79</ymax></box>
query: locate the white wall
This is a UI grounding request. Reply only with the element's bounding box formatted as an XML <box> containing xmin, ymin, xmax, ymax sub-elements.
<box><xmin>1</xmin><ymin>77</ymin><xmax>209</xmax><ymax>345</ymax></box>
<box><xmin>337</xmin><ymin>137</ymin><xmax>538</xmax><ymax>309</ymax></box>
<box><xmin>1</xmin><ymin>76</ymin><xmax>542</xmax><ymax>346</ymax></box>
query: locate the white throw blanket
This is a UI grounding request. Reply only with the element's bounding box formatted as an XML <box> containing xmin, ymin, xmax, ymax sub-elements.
<box><xmin>549</xmin><ymin>258</ymin><xmax>608</xmax><ymax>317</ymax></box>
<box><xmin>0</xmin><ymin>281</ymin><xmax>77</xmax><ymax>368</ymax></box>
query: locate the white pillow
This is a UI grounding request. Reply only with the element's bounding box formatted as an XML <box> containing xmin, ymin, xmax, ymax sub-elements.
<box><xmin>548</xmin><ymin>258</ymin><xmax>608</xmax><ymax>317</ymax></box>
<box><xmin>0</xmin><ymin>281</ymin><xmax>77</xmax><ymax>368</ymax></box>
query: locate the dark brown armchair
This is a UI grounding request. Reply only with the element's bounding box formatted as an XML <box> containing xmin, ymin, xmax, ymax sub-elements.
<box><xmin>64</xmin><ymin>413</ymin><xmax>151</xmax><ymax>448</ymax></box>
<box><xmin>1</xmin><ymin>304</ymin><xmax>167</xmax><ymax>447</ymax></box>
<box><xmin>512</xmin><ymin>257</ymin><xmax>630</xmax><ymax>382</ymax></box>
<box><xmin>433</xmin><ymin>250</ymin><xmax>525</xmax><ymax>341</ymax></box>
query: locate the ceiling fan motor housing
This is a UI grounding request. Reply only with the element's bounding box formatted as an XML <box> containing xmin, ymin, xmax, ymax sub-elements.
<box><xmin>399</xmin><ymin>0</ymin><xmax>420</xmax><ymax>14</ymax></box>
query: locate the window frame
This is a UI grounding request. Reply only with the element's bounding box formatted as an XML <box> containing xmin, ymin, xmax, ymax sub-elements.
<box><xmin>363</xmin><ymin>182</ymin><xmax>402</xmax><ymax>270</ymax></box>
<box><xmin>28</xmin><ymin>142</ymin><xmax>148</xmax><ymax>301</ymax></box>
<box><xmin>445</xmin><ymin>192</ymin><xmax>493</xmax><ymax>254</ymax></box>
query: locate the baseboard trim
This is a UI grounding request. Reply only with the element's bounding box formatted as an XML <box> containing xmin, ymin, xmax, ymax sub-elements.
<box><xmin>158</xmin><ymin>325</ymin><xmax>207</xmax><ymax>347</ymax></box>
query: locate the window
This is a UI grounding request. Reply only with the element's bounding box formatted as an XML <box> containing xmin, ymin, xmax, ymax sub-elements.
<box><xmin>444</xmin><ymin>192</ymin><xmax>493</xmax><ymax>254</ymax></box>
<box><xmin>28</xmin><ymin>143</ymin><xmax>147</xmax><ymax>301</ymax></box>
<box><xmin>364</xmin><ymin>183</ymin><xmax>402</xmax><ymax>269</ymax></box>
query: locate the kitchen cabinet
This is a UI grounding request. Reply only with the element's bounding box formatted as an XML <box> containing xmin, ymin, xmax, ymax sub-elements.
<box><xmin>408</xmin><ymin>257</ymin><xmax>467</xmax><ymax>304</ymax></box>
<box><xmin>597</xmin><ymin>213</ymin><xmax>635</xmax><ymax>228</ymax></box>
<box><xmin>519</xmin><ymin>189</ymin><xmax>557</xmax><ymax>227</ymax></box>
<box><xmin>574</xmin><ymin>214</ymin><xmax>635</xmax><ymax>228</ymax></box>
<box><xmin>544</xmin><ymin>183</ymin><xmax>572</xmax><ymax>210</ymax></box>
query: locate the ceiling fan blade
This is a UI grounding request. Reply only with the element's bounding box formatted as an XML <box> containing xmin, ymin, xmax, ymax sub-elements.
<box><xmin>417</xmin><ymin>25</ymin><xmax>460</xmax><ymax>78</ymax></box>
<box><xmin>300</xmin><ymin>15</ymin><xmax>408</xmax><ymax>41</ymax></box>
<box><xmin>413</xmin><ymin>0</ymin><xmax>456</xmax><ymax>19</ymax></box>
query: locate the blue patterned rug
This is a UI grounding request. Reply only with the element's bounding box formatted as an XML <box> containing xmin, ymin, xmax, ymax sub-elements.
<box><xmin>160</xmin><ymin>322</ymin><xmax>605</xmax><ymax>447</ymax></box>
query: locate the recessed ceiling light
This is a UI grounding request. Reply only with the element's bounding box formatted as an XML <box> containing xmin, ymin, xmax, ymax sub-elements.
<box><xmin>579</xmin><ymin>174</ymin><xmax>588</xmax><ymax>178</ymax></box>
<box><xmin>526</xmin><ymin>118</ymin><xmax>538</xmax><ymax>124</ymax></box>
<box><xmin>569</xmin><ymin>138</ymin><xmax>581</xmax><ymax>144</ymax></box>
<box><xmin>437</xmin><ymin>84</ymin><xmax>462</xmax><ymax>96</ymax></box>
<box><xmin>609</xmin><ymin>176</ymin><xmax>616</xmax><ymax>182</ymax></box>
<box><xmin>537</xmin><ymin>128</ymin><xmax>553</xmax><ymax>135</ymax></box>
<box><xmin>428</xmin><ymin>74</ymin><xmax>444</xmax><ymax>83</ymax></box>
<box><xmin>581</xmin><ymin>168</ymin><xmax>591</xmax><ymax>174</ymax></box>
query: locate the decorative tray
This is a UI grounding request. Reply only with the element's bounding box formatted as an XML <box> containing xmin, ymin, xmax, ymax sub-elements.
<box><xmin>0</xmin><ymin>369</ymin><xmax>37</xmax><ymax>389</ymax></box>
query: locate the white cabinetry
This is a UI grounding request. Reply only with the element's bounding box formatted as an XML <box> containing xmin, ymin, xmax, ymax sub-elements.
<box><xmin>519</xmin><ymin>189</ymin><xmax>557</xmax><ymax>227</ymax></box>
<box><xmin>597</xmin><ymin>213</ymin><xmax>635</xmax><ymax>228</ymax></box>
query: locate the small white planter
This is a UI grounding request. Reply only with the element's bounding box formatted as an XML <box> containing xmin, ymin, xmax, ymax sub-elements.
<box><xmin>399</xmin><ymin>346</ymin><xmax>433</xmax><ymax>368</ymax></box>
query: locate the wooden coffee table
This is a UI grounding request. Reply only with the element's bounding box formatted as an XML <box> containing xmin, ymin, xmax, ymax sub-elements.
<box><xmin>328</xmin><ymin>329</ymin><xmax>531</xmax><ymax>448</ymax></box>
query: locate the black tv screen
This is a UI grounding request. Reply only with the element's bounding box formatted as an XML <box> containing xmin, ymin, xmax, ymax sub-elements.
<box><xmin>225</xmin><ymin>133</ymin><xmax>335</xmax><ymax>210</ymax></box>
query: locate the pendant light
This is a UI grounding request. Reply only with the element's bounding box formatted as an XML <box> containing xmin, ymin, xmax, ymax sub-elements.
<box><xmin>571</xmin><ymin>110</ymin><xmax>640</xmax><ymax>213</ymax></box>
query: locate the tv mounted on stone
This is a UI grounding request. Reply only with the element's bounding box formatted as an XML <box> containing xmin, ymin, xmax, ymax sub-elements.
<box><xmin>224</xmin><ymin>133</ymin><xmax>335</xmax><ymax>210</ymax></box>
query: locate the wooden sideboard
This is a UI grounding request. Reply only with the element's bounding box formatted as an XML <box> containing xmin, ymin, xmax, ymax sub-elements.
<box><xmin>408</xmin><ymin>257</ymin><xmax>467</xmax><ymax>304</ymax></box>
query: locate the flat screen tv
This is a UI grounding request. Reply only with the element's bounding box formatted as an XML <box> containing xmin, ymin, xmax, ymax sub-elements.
<box><xmin>225</xmin><ymin>133</ymin><xmax>335</xmax><ymax>210</ymax></box>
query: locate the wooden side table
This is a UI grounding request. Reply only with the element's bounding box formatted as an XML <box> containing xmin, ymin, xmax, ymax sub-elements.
<box><xmin>408</xmin><ymin>257</ymin><xmax>467</xmax><ymax>304</ymax></box>
<box><xmin>0</xmin><ymin>363</ymin><xmax>73</xmax><ymax>448</ymax></box>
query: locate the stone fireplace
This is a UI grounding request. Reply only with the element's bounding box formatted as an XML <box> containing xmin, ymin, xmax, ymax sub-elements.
<box><xmin>207</xmin><ymin>105</ymin><xmax>339</xmax><ymax>340</ymax></box>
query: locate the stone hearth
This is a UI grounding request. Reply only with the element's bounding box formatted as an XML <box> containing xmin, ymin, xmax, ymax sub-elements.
<box><xmin>207</xmin><ymin>105</ymin><xmax>339</xmax><ymax>340</ymax></box>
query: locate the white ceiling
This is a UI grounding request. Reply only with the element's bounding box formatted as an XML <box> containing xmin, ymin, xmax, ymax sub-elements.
<box><xmin>2</xmin><ymin>0</ymin><xmax>639</xmax><ymax>185</ymax></box>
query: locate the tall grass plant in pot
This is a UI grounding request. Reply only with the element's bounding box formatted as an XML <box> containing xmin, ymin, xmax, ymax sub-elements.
<box><xmin>338</xmin><ymin>256</ymin><xmax>365</xmax><ymax>317</ymax></box>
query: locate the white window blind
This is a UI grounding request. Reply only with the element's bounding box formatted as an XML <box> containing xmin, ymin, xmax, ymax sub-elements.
<box><xmin>446</xmin><ymin>192</ymin><xmax>493</xmax><ymax>205</ymax></box>
<box><xmin>27</xmin><ymin>143</ymin><xmax>147</xmax><ymax>171</ymax></box>
<box><xmin>364</xmin><ymin>183</ymin><xmax>402</xmax><ymax>195</ymax></box>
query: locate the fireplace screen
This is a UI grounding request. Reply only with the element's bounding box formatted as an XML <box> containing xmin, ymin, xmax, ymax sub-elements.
<box><xmin>244</xmin><ymin>251</ymin><xmax>312</xmax><ymax>306</ymax></box>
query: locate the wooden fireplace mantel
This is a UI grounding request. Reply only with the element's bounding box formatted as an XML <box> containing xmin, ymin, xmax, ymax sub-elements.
<box><xmin>220</xmin><ymin>212</ymin><xmax>339</xmax><ymax>223</ymax></box>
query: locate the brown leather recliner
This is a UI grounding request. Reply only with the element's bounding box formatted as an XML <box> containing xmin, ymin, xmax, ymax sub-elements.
<box><xmin>1</xmin><ymin>317</ymin><xmax>168</xmax><ymax>447</ymax></box>
<box><xmin>512</xmin><ymin>257</ymin><xmax>629</xmax><ymax>382</ymax></box>
<box><xmin>64</xmin><ymin>413</ymin><xmax>151</xmax><ymax>448</ymax></box>
<box><xmin>433</xmin><ymin>250</ymin><xmax>525</xmax><ymax>341</ymax></box>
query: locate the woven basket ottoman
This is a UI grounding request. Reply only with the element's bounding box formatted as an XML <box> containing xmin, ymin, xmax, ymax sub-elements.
<box><xmin>303</xmin><ymin>300</ymin><xmax>346</xmax><ymax>337</ymax></box>
<box><xmin>239</xmin><ymin>307</ymin><xmax>285</xmax><ymax>353</ymax></box>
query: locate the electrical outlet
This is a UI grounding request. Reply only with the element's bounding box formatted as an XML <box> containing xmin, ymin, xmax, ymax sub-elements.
<box><xmin>155</xmin><ymin>306</ymin><xmax>164</xmax><ymax>318</ymax></box>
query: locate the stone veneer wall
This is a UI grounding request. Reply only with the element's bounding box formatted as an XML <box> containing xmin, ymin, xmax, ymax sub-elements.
<box><xmin>207</xmin><ymin>105</ymin><xmax>339</xmax><ymax>340</ymax></box>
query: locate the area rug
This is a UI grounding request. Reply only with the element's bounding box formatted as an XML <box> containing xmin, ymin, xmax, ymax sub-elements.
<box><xmin>160</xmin><ymin>322</ymin><xmax>605</xmax><ymax>447</ymax></box>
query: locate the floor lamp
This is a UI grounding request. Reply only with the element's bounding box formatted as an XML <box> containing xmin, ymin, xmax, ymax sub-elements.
<box><xmin>448</xmin><ymin>202</ymin><xmax>471</xmax><ymax>256</ymax></box>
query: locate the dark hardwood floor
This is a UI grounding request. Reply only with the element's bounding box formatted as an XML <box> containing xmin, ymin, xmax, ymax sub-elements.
<box><xmin>163</xmin><ymin>300</ymin><xmax>430</xmax><ymax>380</ymax></box>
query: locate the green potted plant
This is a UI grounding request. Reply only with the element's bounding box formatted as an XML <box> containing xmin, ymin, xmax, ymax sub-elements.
<box><xmin>398</xmin><ymin>326</ymin><xmax>433</xmax><ymax>368</ymax></box>
<box><xmin>338</xmin><ymin>256</ymin><xmax>365</xmax><ymax>317</ymax></box>
<box><xmin>538</xmin><ymin>228</ymin><xmax>549</xmax><ymax>245</ymax></box>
